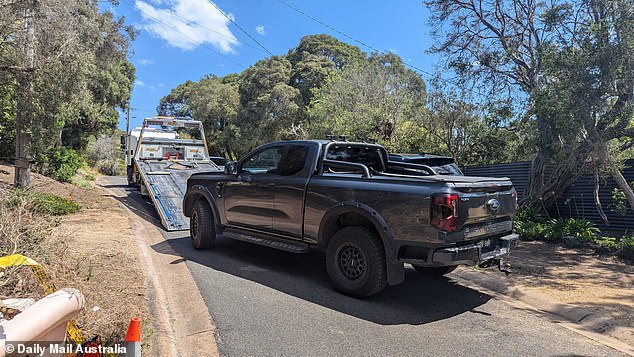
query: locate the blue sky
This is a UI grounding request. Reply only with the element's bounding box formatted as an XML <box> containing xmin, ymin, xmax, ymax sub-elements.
<box><xmin>109</xmin><ymin>0</ymin><xmax>439</xmax><ymax>130</ymax></box>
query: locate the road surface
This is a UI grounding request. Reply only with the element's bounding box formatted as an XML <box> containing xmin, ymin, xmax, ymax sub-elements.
<box><xmin>101</xmin><ymin>176</ymin><xmax>627</xmax><ymax>357</ymax></box>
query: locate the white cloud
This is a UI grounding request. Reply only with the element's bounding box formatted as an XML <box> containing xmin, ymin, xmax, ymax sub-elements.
<box><xmin>138</xmin><ymin>59</ymin><xmax>155</xmax><ymax>65</ymax></box>
<box><xmin>255</xmin><ymin>25</ymin><xmax>266</xmax><ymax>35</ymax></box>
<box><xmin>135</xmin><ymin>79</ymin><xmax>146</xmax><ymax>87</ymax></box>
<box><xmin>135</xmin><ymin>0</ymin><xmax>239</xmax><ymax>52</ymax></box>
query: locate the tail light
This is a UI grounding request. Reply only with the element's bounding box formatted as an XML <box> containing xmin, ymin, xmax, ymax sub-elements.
<box><xmin>431</xmin><ymin>194</ymin><xmax>459</xmax><ymax>232</ymax></box>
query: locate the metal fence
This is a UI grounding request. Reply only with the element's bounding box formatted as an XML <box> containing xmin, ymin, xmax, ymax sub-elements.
<box><xmin>464</xmin><ymin>160</ymin><xmax>634</xmax><ymax>236</ymax></box>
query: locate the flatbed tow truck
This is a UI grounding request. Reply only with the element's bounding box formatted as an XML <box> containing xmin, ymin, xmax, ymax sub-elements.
<box><xmin>124</xmin><ymin>117</ymin><xmax>221</xmax><ymax>231</ymax></box>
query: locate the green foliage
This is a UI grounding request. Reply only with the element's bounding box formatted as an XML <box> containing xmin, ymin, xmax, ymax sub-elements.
<box><xmin>610</xmin><ymin>182</ymin><xmax>634</xmax><ymax>216</ymax></box>
<box><xmin>36</xmin><ymin>146</ymin><xmax>84</xmax><ymax>182</ymax></box>
<box><xmin>543</xmin><ymin>218</ymin><xmax>568</xmax><ymax>242</ymax></box>
<box><xmin>1</xmin><ymin>1</ymin><xmax>135</xmax><ymax>162</ymax></box>
<box><xmin>513</xmin><ymin>221</ymin><xmax>546</xmax><ymax>241</ymax></box>
<box><xmin>426</xmin><ymin>0</ymin><xmax>634</xmax><ymax>207</ymax></box>
<box><xmin>0</xmin><ymin>80</ymin><xmax>16</xmax><ymax>158</ymax></box>
<box><xmin>7</xmin><ymin>190</ymin><xmax>81</xmax><ymax>216</ymax></box>
<box><xmin>562</xmin><ymin>218</ymin><xmax>600</xmax><ymax>242</ymax></box>
<box><xmin>85</xmin><ymin>134</ymin><xmax>123</xmax><ymax>176</ymax></box>
<box><xmin>514</xmin><ymin>205</ymin><xmax>599</xmax><ymax>243</ymax></box>
<box><xmin>308</xmin><ymin>53</ymin><xmax>426</xmax><ymax>152</ymax></box>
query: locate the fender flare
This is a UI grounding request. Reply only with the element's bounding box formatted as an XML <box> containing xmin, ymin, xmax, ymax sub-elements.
<box><xmin>183</xmin><ymin>185</ymin><xmax>221</xmax><ymax>227</ymax></box>
<box><xmin>318</xmin><ymin>201</ymin><xmax>405</xmax><ymax>286</ymax></box>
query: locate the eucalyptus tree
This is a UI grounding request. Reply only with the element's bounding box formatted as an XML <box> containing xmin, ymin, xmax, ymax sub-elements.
<box><xmin>1</xmin><ymin>0</ymin><xmax>134</xmax><ymax>186</ymax></box>
<box><xmin>426</xmin><ymin>0</ymin><xmax>634</xmax><ymax>212</ymax></box>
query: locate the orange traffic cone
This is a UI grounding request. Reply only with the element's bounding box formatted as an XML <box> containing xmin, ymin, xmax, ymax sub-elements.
<box><xmin>124</xmin><ymin>318</ymin><xmax>141</xmax><ymax>356</ymax></box>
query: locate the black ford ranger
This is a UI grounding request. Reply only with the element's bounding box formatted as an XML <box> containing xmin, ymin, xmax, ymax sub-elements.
<box><xmin>183</xmin><ymin>139</ymin><xmax>519</xmax><ymax>297</ymax></box>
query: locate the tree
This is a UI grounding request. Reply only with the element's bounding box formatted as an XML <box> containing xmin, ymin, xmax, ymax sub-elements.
<box><xmin>237</xmin><ymin>56</ymin><xmax>302</xmax><ymax>153</ymax></box>
<box><xmin>426</xmin><ymin>0</ymin><xmax>634</xmax><ymax>212</ymax></box>
<box><xmin>189</xmin><ymin>75</ymin><xmax>240</xmax><ymax>159</ymax></box>
<box><xmin>1</xmin><ymin>0</ymin><xmax>134</xmax><ymax>186</ymax></box>
<box><xmin>308</xmin><ymin>53</ymin><xmax>426</xmax><ymax>152</ymax></box>
<box><xmin>287</xmin><ymin>34</ymin><xmax>365</xmax><ymax>105</ymax></box>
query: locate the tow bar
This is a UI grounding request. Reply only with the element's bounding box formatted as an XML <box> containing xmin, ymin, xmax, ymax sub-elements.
<box><xmin>478</xmin><ymin>258</ymin><xmax>512</xmax><ymax>276</ymax></box>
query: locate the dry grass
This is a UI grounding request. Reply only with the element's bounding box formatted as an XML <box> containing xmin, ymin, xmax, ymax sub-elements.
<box><xmin>0</xmin><ymin>165</ymin><xmax>148</xmax><ymax>347</ymax></box>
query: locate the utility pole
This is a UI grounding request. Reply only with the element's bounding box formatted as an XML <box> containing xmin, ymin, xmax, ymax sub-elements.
<box><xmin>14</xmin><ymin>2</ymin><xmax>36</xmax><ymax>188</ymax></box>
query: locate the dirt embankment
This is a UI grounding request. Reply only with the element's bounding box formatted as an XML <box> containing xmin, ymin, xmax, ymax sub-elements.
<box><xmin>0</xmin><ymin>163</ymin><xmax>149</xmax><ymax>346</ymax></box>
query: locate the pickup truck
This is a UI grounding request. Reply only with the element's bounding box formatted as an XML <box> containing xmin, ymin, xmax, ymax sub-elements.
<box><xmin>183</xmin><ymin>139</ymin><xmax>519</xmax><ymax>297</ymax></box>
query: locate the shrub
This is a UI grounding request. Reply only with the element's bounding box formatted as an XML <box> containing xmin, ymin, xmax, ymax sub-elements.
<box><xmin>86</xmin><ymin>134</ymin><xmax>123</xmax><ymax>176</ymax></box>
<box><xmin>7</xmin><ymin>190</ymin><xmax>81</xmax><ymax>216</ymax></box>
<box><xmin>514</xmin><ymin>220</ymin><xmax>546</xmax><ymax>241</ymax></box>
<box><xmin>618</xmin><ymin>235</ymin><xmax>634</xmax><ymax>260</ymax></box>
<box><xmin>543</xmin><ymin>218</ymin><xmax>567</xmax><ymax>242</ymax></box>
<box><xmin>564</xmin><ymin>218</ymin><xmax>600</xmax><ymax>242</ymax></box>
<box><xmin>515</xmin><ymin>205</ymin><xmax>546</xmax><ymax>224</ymax></box>
<box><xmin>35</xmin><ymin>146</ymin><xmax>84</xmax><ymax>182</ymax></box>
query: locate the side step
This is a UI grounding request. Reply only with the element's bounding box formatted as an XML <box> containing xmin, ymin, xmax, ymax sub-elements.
<box><xmin>223</xmin><ymin>229</ymin><xmax>309</xmax><ymax>254</ymax></box>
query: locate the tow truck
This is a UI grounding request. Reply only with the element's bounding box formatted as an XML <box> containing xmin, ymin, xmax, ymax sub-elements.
<box><xmin>123</xmin><ymin>117</ymin><xmax>222</xmax><ymax>231</ymax></box>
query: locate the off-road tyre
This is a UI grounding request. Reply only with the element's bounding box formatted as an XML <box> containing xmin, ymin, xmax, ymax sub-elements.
<box><xmin>412</xmin><ymin>265</ymin><xmax>458</xmax><ymax>276</ymax></box>
<box><xmin>326</xmin><ymin>226</ymin><xmax>387</xmax><ymax>298</ymax></box>
<box><xmin>126</xmin><ymin>166</ymin><xmax>135</xmax><ymax>187</ymax></box>
<box><xmin>190</xmin><ymin>200</ymin><xmax>216</xmax><ymax>249</ymax></box>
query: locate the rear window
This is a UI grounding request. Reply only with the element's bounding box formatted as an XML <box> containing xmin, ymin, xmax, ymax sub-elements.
<box><xmin>325</xmin><ymin>145</ymin><xmax>385</xmax><ymax>172</ymax></box>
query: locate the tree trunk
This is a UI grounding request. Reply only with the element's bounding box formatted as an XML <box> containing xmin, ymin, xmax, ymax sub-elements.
<box><xmin>611</xmin><ymin>169</ymin><xmax>634</xmax><ymax>213</ymax></box>
<box><xmin>14</xmin><ymin>4</ymin><xmax>36</xmax><ymax>188</ymax></box>
<box><xmin>524</xmin><ymin>152</ymin><xmax>545</xmax><ymax>203</ymax></box>
<box><xmin>594</xmin><ymin>172</ymin><xmax>609</xmax><ymax>226</ymax></box>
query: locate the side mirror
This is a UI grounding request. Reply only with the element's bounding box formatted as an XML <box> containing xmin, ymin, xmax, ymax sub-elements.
<box><xmin>224</xmin><ymin>161</ymin><xmax>237</xmax><ymax>175</ymax></box>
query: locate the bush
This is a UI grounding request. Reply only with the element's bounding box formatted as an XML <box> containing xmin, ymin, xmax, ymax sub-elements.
<box><xmin>514</xmin><ymin>220</ymin><xmax>546</xmax><ymax>241</ymax></box>
<box><xmin>7</xmin><ymin>190</ymin><xmax>81</xmax><ymax>216</ymax></box>
<box><xmin>85</xmin><ymin>134</ymin><xmax>123</xmax><ymax>176</ymax></box>
<box><xmin>564</xmin><ymin>218</ymin><xmax>600</xmax><ymax>242</ymax></box>
<box><xmin>35</xmin><ymin>146</ymin><xmax>84</xmax><ymax>182</ymax></box>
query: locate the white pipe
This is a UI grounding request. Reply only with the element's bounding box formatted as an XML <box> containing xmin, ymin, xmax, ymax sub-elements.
<box><xmin>0</xmin><ymin>288</ymin><xmax>85</xmax><ymax>357</ymax></box>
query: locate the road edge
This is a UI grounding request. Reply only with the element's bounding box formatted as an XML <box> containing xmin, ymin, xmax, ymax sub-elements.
<box><xmin>98</xmin><ymin>178</ymin><xmax>219</xmax><ymax>357</ymax></box>
<box><xmin>450</xmin><ymin>268</ymin><xmax>634</xmax><ymax>356</ymax></box>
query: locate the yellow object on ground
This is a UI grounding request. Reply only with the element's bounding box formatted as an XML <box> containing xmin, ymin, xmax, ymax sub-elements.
<box><xmin>0</xmin><ymin>254</ymin><xmax>85</xmax><ymax>343</ymax></box>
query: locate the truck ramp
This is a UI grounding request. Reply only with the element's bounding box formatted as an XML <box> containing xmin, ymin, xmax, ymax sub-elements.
<box><xmin>136</xmin><ymin>160</ymin><xmax>221</xmax><ymax>231</ymax></box>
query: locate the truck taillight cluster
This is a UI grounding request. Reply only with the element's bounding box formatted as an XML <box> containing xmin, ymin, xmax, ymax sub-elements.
<box><xmin>431</xmin><ymin>194</ymin><xmax>459</xmax><ymax>232</ymax></box>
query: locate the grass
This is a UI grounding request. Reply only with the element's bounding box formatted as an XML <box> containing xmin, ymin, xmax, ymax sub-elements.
<box><xmin>7</xmin><ymin>189</ymin><xmax>81</xmax><ymax>216</ymax></box>
<box><xmin>70</xmin><ymin>167</ymin><xmax>97</xmax><ymax>189</ymax></box>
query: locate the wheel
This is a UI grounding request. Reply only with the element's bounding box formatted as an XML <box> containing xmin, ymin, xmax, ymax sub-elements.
<box><xmin>326</xmin><ymin>226</ymin><xmax>387</xmax><ymax>298</ymax></box>
<box><xmin>412</xmin><ymin>265</ymin><xmax>458</xmax><ymax>276</ymax></box>
<box><xmin>190</xmin><ymin>200</ymin><xmax>216</xmax><ymax>249</ymax></box>
<box><xmin>126</xmin><ymin>166</ymin><xmax>135</xmax><ymax>187</ymax></box>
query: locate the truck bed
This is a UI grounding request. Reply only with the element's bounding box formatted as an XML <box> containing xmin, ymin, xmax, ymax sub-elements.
<box><xmin>137</xmin><ymin>160</ymin><xmax>221</xmax><ymax>231</ymax></box>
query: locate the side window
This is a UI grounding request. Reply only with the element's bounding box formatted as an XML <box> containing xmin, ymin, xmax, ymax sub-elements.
<box><xmin>241</xmin><ymin>146</ymin><xmax>285</xmax><ymax>174</ymax></box>
<box><xmin>278</xmin><ymin>145</ymin><xmax>309</xmax><ymax>176</ymax></box>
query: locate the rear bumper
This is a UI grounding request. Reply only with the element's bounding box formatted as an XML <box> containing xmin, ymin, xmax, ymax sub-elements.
<box><xmin>431</xmin><ymin>233</ymin><xmax>519</xmax><ymax>266</ymax></box>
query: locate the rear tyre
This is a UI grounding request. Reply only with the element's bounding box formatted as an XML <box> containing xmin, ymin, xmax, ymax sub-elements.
<box><xmin>190</xmin><ymin>200</ymin><xmax>216</xmax><ymax>249</ymax></box>
<box><xmin>126</xmin><ymin>166</ymin><xmax>135</xmax><ymax>187</ymax></box>
<box><xmin>326</xmin><ymin>226</ymin><xmax>387</xmax><ymax>298</ymax></box>
<box><xmin>412</xmin><ymin>265</ymin><xmax>458</xmax><ymax>276</ymax></box>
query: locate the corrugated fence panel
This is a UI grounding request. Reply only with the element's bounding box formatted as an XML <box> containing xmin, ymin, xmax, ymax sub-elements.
<box><xmin>464</xmin><ymin>160</ymin><xmax>634</xmax><ymax>236</ymax></box>
<box><xmin>463</xmin><ymin>162</ymin><xmax>531</xmax><ymax>200</ymax></box>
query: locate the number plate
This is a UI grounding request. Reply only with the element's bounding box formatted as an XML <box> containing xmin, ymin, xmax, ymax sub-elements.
<box><xmin>463</xmin><ymin>221</ymin><xmax>512</xmax><ymax>239</ymax></box>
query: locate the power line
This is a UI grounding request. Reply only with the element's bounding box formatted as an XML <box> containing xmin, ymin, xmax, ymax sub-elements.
<box><xmin>275</xmin><ymin>0</ymin><xmax>436</xmax><ymax>78</ymax></box>
<box><xmin>206</xmin><ymin>0</ymin><xmax>274</xmax><ymax>56</ymax></box>
<box><xmin>166</xmin><ymin>9</ymin><xmax>269</xmax><ymax>54</ymax></box>
<box><xmin>122</xmin><ymin>0</ymin><xmax>246</xmax><ymax>69</ymax></box>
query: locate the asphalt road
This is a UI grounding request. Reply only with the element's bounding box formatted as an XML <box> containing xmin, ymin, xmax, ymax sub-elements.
<box><xmin>102</xmin><ymin>176</ymin><xmax>626</xmax><ymax>357</ymax></box>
